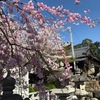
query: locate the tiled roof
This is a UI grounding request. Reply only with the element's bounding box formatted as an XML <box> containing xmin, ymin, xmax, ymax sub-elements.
<box><xmin>69</xmin><ymin>46</ymin><xmax>89</xmax><ymax>58</ymax></box>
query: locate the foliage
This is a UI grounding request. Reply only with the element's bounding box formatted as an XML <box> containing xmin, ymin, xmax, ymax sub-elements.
<box><xmin>93</xmin><ymin>42</ymin><xmax>100</xmax><ymax>59</ymax></box>
<box><xmin>64</xmin><ymin>45</ymin><xmax>71</xmax><ymax>56</ymax></box>
<box><xmin>74</xmin><ymin>38</ymin><xmax>93</xmax><ymax>48</ymax></box>
<box><xmin>29</xmin><ymin>85</ymin><xmax>37</xmax><ymax>93</ymax></box>
<box><xmin>45</xmin><ymin>83</ymin><xmax>56</xmax><ymax>90</ymax></box>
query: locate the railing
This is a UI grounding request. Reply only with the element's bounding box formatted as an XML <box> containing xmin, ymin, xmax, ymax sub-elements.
<box><xmin>29</xmin><ymin>90</ymin><xmax>58</xmax><ymax>100</ymax></box>
<box><xmin>29</xmin><ymin>92</ymin><xmax>39</xmax><ymax>100</ymax></box>
<box><xmin>29</xmin><ymin>87</ymin><xmax>75</xmax><ymax>100</ymax></box>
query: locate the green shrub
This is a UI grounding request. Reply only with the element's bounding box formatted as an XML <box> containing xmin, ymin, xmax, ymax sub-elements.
<box><xmin>29</xmin><ymin>86</ymin><xmax>37</xmax><ymax>93</ymax></box>
<box><xmin>45</xmin><ymin>83</ymin><xmax>56</xmax><ymax>90</ymax></box>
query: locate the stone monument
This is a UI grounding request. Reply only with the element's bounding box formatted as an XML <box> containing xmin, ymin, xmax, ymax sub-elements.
<box><xmin>0</xmin><ymin>70</ymin><xmax>23</xmax><ymax>100</ymax></box>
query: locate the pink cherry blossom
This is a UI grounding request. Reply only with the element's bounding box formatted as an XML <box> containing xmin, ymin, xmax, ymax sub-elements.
<box><xmin>13</xmin><ymin>0</ymin><xmax>20</xmax><ymax>3</ymax></box>
<box><xmin>0</xmin><ymin>0</ymin><xmax>95</xmax><ymax>95</ymax></box>
<box><xmin>74</xmin><ymin>0</ymin><xmax>80</xmax><ymax>4</ymax></box>
<box><xmin>84</xmin><ymin>9</ymin><xmax>91</xmax><ymax>14</ymax></box>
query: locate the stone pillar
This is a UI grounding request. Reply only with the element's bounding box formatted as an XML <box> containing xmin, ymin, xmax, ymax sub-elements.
<box><xmin>2</xmin><ymin>75</ymin><xmax>16</xmax><ymax>95</ymax></box>
<box><xmin>10</xmin><ymin>67</ymin><xmax>29</xmax><ymax>99</ymax></box>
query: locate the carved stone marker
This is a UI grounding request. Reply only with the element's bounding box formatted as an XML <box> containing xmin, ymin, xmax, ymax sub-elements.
<box><xmin>0</xmin><ymin>71</ymin><xmax>23</xmax><ymax>100</ymax></box>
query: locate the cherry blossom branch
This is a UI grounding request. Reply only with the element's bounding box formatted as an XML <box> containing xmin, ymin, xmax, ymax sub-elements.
<box><xmin>0</xmin><ymin>27</ymin><xmax>14</xmax><ymax>56</ymax></box>
<box><xmin>0</xmin><ymin>27</ymin><xmax>11</xmax><ymax>45</ymax></box>
<box><xmin>36</xmin><ymin>50</ymin><xmax>58</xmax><ymax>80</ymax></box>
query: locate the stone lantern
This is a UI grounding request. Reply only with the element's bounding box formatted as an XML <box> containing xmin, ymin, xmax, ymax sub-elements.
<box><xmin>0</xmin><ymin>70</ymin><xmax>23</xmax><ymax>100</ymax></box>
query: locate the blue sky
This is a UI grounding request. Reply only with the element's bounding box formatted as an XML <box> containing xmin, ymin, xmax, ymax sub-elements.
<box><xmin>31</xmin><ymin>0</ymin><xmax>100</xmax><ymax>45</ymax></box>
<box><xmin>13</xmin><ymin>0</ymin><xmax>100</xmax><ymax>44</ymax></box>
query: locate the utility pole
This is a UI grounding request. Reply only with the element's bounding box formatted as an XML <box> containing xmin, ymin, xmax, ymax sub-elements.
<box><xmin>68</xmin><ymin>27</ymin><xmax>76</xmax><ymax>71</ymax></box>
